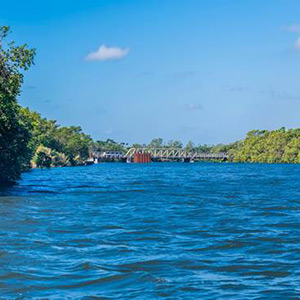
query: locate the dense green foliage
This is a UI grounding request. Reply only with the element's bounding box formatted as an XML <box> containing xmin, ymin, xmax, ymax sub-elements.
<box><xmin>232</xmin><ymin>128</ymin><xmax>300</xmax><ymax>163</ymax></box>
<box><xmin>21</xmin><ymin>108</ymin><xmax>93</xmax><ymax>168</ymax></box>
<box><xmin>0</xmin><ymin>26</ymin><xmax>35</xmax><ymax>183</ymax></box>
<box><xmin>92</xmin><ymin>139</ymin><xmax>127</xmax><ymax>153</ymax></box>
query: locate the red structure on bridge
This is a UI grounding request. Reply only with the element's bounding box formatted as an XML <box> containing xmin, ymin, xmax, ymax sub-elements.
<box><xmin>134</xmin><ymin>151</ymin><xmax>151</xmax><ymax>163</ymax></box>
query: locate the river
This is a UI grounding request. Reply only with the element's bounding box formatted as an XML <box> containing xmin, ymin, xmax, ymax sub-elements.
<box><xmin>0</xmin><ymin>163</ymin><xmax>299</xmax><ymax>299</ymax></box>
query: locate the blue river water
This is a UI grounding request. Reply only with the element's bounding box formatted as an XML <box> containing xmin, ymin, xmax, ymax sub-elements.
<box><xmin>0</xmin><ymin>163</ymin><xmax>300</xmax><ymax>299</ymax></box>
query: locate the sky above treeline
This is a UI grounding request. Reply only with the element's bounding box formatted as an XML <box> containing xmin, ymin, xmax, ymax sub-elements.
<box><xmin>1</xmin><ymin>0</ymin><xmax>300</xmax><ymax>145</ymax></box>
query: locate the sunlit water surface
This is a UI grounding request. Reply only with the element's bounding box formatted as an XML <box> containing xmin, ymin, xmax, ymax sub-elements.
<box><xmin>0</xmin><ymin>163</ymin><xmax>300</xmax><ymax>299</ymax></box>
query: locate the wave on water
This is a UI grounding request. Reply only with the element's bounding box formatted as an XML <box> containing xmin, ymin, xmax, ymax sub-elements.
<box><xmin>0</xmin><ymin>163</ymin><xmax>300</xmax><ymax>299</ymax></box>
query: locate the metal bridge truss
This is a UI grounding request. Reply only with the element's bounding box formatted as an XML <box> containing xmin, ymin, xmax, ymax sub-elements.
<box><xmin>125</xmin><ymin>148</ymin><xmax>228</xmax><ymax>160</ymax></box>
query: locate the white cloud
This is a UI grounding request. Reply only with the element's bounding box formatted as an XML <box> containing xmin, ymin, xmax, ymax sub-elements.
<box><xmin>283</xmin><ymin>23</ymin><xmax>300</xmax><ymax>33</ymax></box>
<box><xmin>295</xmin><ymin>37</ymin><xmax>300</xmax><ymax>49</ymax></box>
<box><xmin>85</xmin><ymin>45</ymin><xmax>129</xmax><ymax>61</ymax></box>
<box><xmin>282</xmin><ymin>24</ymin><xmax>300</xmax><ymax>49</ymax></box>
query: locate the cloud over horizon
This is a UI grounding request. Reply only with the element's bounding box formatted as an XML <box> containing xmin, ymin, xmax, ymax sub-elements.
<box><xmin>282</xmin><ymin>24</ymin><xmax>300</xmax><ymax>50</ymax></box>
<box><xmin>85</xmin><ymin>45</ymin><xmax>129</xmax><ymax>61</ymax></box>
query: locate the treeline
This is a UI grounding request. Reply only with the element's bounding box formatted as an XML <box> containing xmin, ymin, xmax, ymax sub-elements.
<box><xmin>23</xmin><ymin>108</ymin><xmax>128</xmax><ymax>168</ymax></box>
<box><xmin>20</xmin><ymin>117</ymin><xmax>299</xmax><ymax>167</ymax></box>
<box><xmin>132</xmin><ymin>138</ymin><xmax>214</xmax><ymax>153</ymax></box>
<box><xmin>232</xmin><ymin>128</ymin><xmax>300</xmax><ymax>163</ymax></box>
<box><xmin>20</xmin><ymin>108</ymin><xmax>93</xmax><ymax>168</ymax></box>
<box><xmin>91</xmin><ymin>139</ymin><xmax>127</xmax><ymax>153</ymax></box>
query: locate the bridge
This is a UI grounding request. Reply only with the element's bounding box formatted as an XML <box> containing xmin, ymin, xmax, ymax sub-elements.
<box><xmin>125</xmin><ymin>148</ymin><xmax>228</xmax><ymax>162</ymax></box>
<box><xmin>90</xmin><ymin>148</ymin><xmax>228</xmax><ymax>163</ymax></box>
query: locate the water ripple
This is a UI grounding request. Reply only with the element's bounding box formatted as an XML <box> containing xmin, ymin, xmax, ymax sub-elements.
<box><xmin>0</xmin><ymin>163</ymin><xmax>299</xmax><ymax>299</ymax></box>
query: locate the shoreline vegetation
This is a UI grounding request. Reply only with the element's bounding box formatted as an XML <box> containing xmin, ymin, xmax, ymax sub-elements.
<box><xmin>1</xmin><ymin>26</ymin><xmax>300</xmax><ymax>184</ymax></box>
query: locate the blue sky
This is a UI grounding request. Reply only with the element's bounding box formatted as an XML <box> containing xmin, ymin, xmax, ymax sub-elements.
<box><xmin>1</xmin><ymin>0</ymin><xmax>300</xmax><ymax>145</ymax></box>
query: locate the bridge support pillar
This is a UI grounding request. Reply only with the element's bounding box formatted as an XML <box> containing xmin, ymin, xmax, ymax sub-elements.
<box><xmin>134</xmin><ymin>152</ymin><xmax>151</xmax><ymax>163</ymax></box>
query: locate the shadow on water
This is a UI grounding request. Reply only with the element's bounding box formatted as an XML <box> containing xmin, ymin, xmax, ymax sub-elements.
<box><xmin>0</xmin><ymin>181</ymin><xmax>17</xmax><ymax>197</ymax></box>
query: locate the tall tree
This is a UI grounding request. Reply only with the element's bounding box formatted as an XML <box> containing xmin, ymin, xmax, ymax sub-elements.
<box><xmin>149</xmin><ymin>138</ymin><xmax>164</xmax><ymax>148</ymax></box>
<box><xmin>0</xmin><ymin>26</ymin><xmax>35</xmax><ymax>184</ymax></box>
<box><xmin>185</xmin><ymin>141</ymin><xmax>195</xmax><ymax>152</ymax></box>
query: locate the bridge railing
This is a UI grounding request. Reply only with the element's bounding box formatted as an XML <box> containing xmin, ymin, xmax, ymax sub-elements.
<box><xmin>92</xmin><ymin>150</ymin><xmax>124</xmax><ymax>158</ymax></box>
